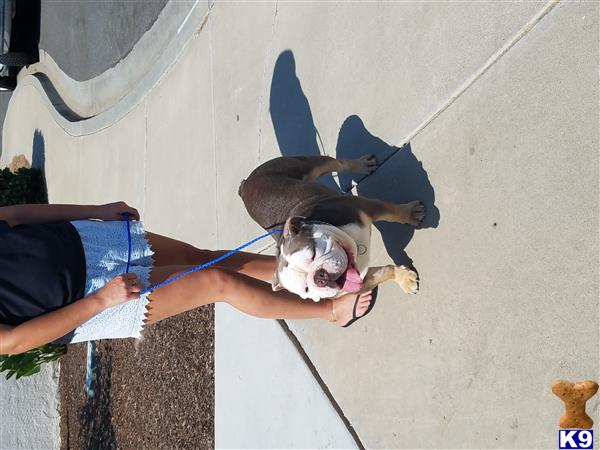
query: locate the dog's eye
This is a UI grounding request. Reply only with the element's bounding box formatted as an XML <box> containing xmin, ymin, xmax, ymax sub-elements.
<box><xmin>305</xmin><ymin>287</ymin><xmax>309</xmax><ymax>292</ymax></box>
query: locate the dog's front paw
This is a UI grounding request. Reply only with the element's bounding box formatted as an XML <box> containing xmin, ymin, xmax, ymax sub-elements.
<box><xmin>394</xmin><ymin>266</ymin><xmax>419</xmax><ymax>294</ymax></box>
<box><xmin>407</xmin><ymin>200</ymin><xmax>425</xmax><ymax>226</ymax></box>
<box><xmin>355</xmin><ymin>154</ymin><xmax>378</xmax><ymax>174</ymax></box>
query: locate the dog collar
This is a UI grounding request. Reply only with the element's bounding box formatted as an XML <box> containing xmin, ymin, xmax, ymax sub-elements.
<box><xmin>306</xmin><ymin>222</ymin><xmax>359</xmax><ymax>259</ymax></box>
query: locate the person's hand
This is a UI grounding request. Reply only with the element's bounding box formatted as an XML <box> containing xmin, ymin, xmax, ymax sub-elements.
<box><xmin>93</xmin><ymin>274</ymin><xmax>141</xmax><ymax>308</ymax></box>
<box><xmin>96</xmin><ymin>201</ymin><xmax>140</xmax><ymax>221</ymax></box>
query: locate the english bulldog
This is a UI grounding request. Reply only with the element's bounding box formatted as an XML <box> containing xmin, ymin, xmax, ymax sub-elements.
<box><xmin>238</xmin><ymin>155</ymin><xmax>424</xmax><ymax>302</ymax></box>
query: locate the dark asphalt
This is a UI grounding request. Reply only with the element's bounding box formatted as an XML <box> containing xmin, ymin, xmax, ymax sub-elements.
<box><xmin>0</xmin><ymin>0</ymin><xmax>168</xmax><ymax>154</ymax></box>
<box><xmin>40</xmin><ymin>0</ymin><xmax>169</xmax><ymax>82</ymax></box>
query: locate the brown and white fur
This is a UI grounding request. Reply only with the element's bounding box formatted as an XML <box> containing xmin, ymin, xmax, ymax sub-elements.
<box><xmin>238</xmin><ymin>155</ymin><xmax>424</xmax><ymax>301</ymax></box>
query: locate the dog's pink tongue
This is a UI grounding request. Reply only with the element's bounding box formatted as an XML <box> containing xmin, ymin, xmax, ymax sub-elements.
<box><xmin>342</xmin><ymin>266</ymin><xmax>363</xmax><ymax>293</ymax></box>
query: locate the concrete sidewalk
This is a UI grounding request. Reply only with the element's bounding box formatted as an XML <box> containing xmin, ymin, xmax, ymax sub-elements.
<box><xmin>2</xmin><ymin>1</ymin><xmax>599</xmax><ymax>448</ymax></box>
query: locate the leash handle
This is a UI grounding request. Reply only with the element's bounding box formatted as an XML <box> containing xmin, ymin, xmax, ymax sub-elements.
<box><xmin>123</xmin><ymin>214</ymin><xmax>282</xmax><ymax>295</ymax></box>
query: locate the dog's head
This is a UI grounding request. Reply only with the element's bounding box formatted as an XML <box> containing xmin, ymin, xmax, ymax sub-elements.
<box><xmin>272</xmin><ymin>217</ymin><xmax>364</xmax><ymax>301</ymax></box>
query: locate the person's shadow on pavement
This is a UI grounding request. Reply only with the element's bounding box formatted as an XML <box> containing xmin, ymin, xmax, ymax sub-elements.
<box><xmin>269</xmin><ymin>50</ymin><xmax>440</xmax><ymax>270</ymax></box>
<box><xmin>32</xmin><ymin>129</ymin><xmax>45</xmax><ymax>175</ymax></box>
<box><xmin>32</xmin><ymin>128</ymin><xmax>49</xmax><ymax>201</ymax></box>
<box><xmin>269</xmin><ymin>50</ymin><xmax>339</xmax><ymax>192</ymax></box>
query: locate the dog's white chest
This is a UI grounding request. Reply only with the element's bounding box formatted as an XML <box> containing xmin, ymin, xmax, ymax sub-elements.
<box><xmin>339</xmin><ymin>222</ymin><xmax>371</xmax><ymax>278</ymax></box>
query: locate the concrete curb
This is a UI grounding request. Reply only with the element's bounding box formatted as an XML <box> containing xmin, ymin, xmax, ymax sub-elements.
<box><xmin>11</xmin><ymin>0</ymin><xmax>210</xmax><ymax>137</ymax></box>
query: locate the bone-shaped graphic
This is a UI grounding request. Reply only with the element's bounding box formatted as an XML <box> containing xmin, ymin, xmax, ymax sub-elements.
<box><xmin>551</xmin><ymin>379</ymin><xmax>598</xmax><ymax>429</ymax></box>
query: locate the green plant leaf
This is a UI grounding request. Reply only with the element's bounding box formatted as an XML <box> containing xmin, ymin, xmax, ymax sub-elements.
<box><xmin>19</xmin><ymin>364</ymin><xmax>41</xmax><ymax>378</ymax></box>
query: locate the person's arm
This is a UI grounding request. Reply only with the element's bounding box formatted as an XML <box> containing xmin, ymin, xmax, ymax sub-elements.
<box><xmin>0</xmin><ymin>296</ymin><xmax>105</xmax><ymax>354</ymax></box>
<box><xmin>0</xmin><ymin>273</ymin><xmax>141</xmax><ymax>355</ymax></box>
<box><xmin>0</xmin><ymin>202</ymin><xmax>140</xmax><ymax>227</ymax></box>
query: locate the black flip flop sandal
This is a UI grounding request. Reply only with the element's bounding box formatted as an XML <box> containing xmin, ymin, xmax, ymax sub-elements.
<box><xmin>342</xmin><ymin>286</ymin><xmax>378</xmax><ymax>328</ymax></box>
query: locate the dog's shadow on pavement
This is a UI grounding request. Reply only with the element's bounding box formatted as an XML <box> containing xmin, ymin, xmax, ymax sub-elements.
<box><xmin>269</xmin><ymin>50</ymin><xmax>440</xmax><ymax>267</ymax></box>
<box><xmin>336</xmin><ymin>117</ymin><xmax>440</xmax><ymax>266</ymax></box>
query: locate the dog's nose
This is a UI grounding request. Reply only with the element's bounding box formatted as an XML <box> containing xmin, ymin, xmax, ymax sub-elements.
<box><xmin>315</xmin><ymin>269</ymin><xmax>328</xmax><ymax>279</ymax></box>
<box><xmin>314</xmin><ymin>269</ymin><xmax>330</xmax><ymax>287</ymax></box>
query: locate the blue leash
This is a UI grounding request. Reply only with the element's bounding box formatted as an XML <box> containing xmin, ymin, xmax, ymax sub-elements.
<box><xmin>122</xmin><ymin>213</ymin><xmax>282</xmax><ymax>295</ymax></box>
<box><xmin>124</xmin><ymin>213</ymin><xmax>132</xmax><ymax>273</ymax></box>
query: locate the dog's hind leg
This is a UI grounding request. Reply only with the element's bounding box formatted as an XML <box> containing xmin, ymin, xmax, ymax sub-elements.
<box><xmin>303</xmin><ymin>154</ymin><xmax>378</xmax><ymax>182</ymax></box>
<box><xmin>261</xmin><ymin>155</ymin><xmax>378</xmax><ymax>182</ymax></box>
<box><xmin>360</xmin><ymin>265</ymin><xmax>419</xmax><ymax>294</ymax></box>
<box><xmin>320</xmin><ymin>195</ymin><xmax>425</xmax><ymax>227</ymax></box>
<box><xmin>353</xmin><ymin>197</ymin><xmax>425</xmax><ymax>227</ymax></box>
<box><xmin>243</xmin><ymin>155</ymin><xmax>378</xmax><ymax>186</ymax></box>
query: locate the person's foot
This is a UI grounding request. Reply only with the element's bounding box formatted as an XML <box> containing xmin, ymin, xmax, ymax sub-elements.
<box><xmin>330</xmin><ymin>291</ymin><xmax>373</xmax><ymax>326</ymax></box>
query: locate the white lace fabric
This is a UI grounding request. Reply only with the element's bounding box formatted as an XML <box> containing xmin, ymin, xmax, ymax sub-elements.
<box><xmin>69</xmin><ymin>220</ymin><xmax>155</xmax><ymax>343</ymax></box>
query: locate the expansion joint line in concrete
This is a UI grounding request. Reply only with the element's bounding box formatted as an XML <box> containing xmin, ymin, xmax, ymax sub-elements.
<box><xmin>208</xmin><ymin>9</ymin><xmax>220</xmax><ymax>246</ymax></box>
<box><xmin>178</xmin><ymin>0</ymin><xmax>201</xmax><ymax>34</ymax></box>
<box><xmin>257</xmin><ymin>0</ymin><xmax>279</xmax><ymax>163</ymax></box>
<box><xmin>143</xmin><ymin>100</ymin><xmax>149</xmax><ymax>218</ymax></box>
<box><xmin>347</xmin><ymin>0</ymin><xmax>562</xmax><ymax>192</ymax></box>
<box><xmin>277</xmin><ymin>320</ymin><xmax>366</xmax><ymax>450</ymax></box>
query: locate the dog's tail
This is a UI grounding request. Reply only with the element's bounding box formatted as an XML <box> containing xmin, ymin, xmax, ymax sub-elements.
<box><xmin>238</xmin><ymin>179</ymin><xmax>246</xmax><ymax>197</ymax></box>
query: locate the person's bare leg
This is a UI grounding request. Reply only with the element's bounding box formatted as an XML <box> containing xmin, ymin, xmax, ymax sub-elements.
<box><xmin>146</xmin><ymin>232</ymin><xmax>276</xmax><ymax>282</ymax></box>
<box><xmin>143</xmin><ymin>265</ymin><xmax>372</xmax><ymax>326</ymax></box>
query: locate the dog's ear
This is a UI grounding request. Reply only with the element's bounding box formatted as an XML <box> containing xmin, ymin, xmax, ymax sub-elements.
<box><xmin>271</xmin><ymin>272</ymin><xmax>284</xmax><ymax>291</ymax></box>
<box><xmin>283</xmin><ymin>216</ymin><xmax>306</xmax><ymax>239</ymax></box>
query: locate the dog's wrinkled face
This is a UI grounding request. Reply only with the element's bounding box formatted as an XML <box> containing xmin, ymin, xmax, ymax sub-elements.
<box><xmin>272</xmin><ymin>217</ymin><xmax>363</xmax><ymax>301</ymax></box>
